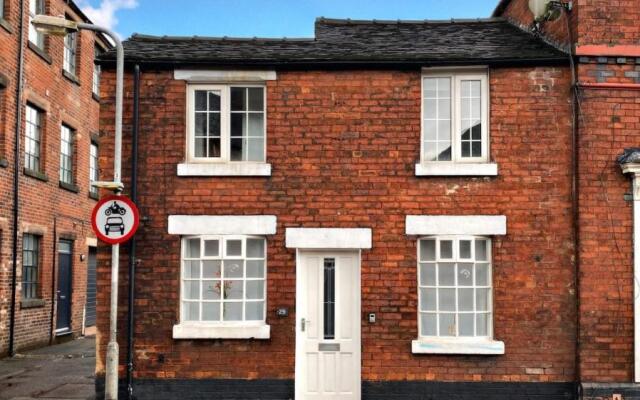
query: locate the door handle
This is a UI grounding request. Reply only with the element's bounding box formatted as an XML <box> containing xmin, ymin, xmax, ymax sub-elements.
<box><xmin>301</xmin><ymin>318</ymin><xmax>310</xmax><ymax>332</ymax></box>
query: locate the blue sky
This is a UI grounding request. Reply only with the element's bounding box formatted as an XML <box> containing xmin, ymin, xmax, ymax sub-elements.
<box><xmin>77</xmin><ymin>0</ymin><xmax>498</xmax><ymax>39</ymax></box>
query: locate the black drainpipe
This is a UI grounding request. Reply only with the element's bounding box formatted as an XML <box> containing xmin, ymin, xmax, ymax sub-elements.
<box><xmin>126</xmin><ymin>64</ymin><xmax>141</xmax><ymax>399</ymax></box>
<box><xmin>9</xmin><ymin>0</ymin><xmax>27</xmax><ymax>357</ymax></box>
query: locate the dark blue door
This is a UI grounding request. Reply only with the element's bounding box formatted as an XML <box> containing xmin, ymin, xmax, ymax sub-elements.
<box><xmin>56</xmin><ymin>240</ymin><xmax>72</xmax><ymax>333</ymax></box>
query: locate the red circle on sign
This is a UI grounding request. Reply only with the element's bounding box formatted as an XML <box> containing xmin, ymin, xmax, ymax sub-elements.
<box><xmin>91</xmin><ymin>195</ymin><xmax>140</xmax><ymax>245</ymax></box>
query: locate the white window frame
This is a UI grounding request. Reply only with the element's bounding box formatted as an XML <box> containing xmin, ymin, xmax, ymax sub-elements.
<box><xmin>28</xmin><ymin>0</ymin><xmax>45</xmax><ymax>49</ymax></box>
<box><xmin>59</xmin><ymin>124</ymin><xmax>74</xmax><ymax>184</ymax></box>
<box><xmin>89</xmin><ymin>142</ymin><xmax>99</xmax><ymax>196</ymax></box>
<box><xmin>185</xmin><ymin>84</ymin><xmax>267</xmax><ymax>164</ymax></box>
<box><xmin>174</xmin><ymin>234</ymin><xmax>270</xmax><ymax>339</ymax></box>
<box><xmin>417</xmin><ymin>68</ymin><xmax>496</xmax><ymax>177</ymax></box>
<box><xmin>412</xmin><ymin>235</ymin><xmax>504</xmax><ymax>355</ymax></box>
<box><xmin>92</xmin><ymin>46</ymin><xmax>102</xmax><ymax>96</ymax></box>
<box><xmin>63</xmin><ymin>30</ymin><xmax>77</xmax><ymax>76</ymax></box>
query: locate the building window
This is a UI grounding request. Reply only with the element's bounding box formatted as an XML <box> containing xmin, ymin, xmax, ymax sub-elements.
<box><xmin>0</xmin><ymin>0</ymin><xmax>5</xmax><ymax>20</ymax></box>
<box><xmin>417</xmin><ymin>236</ymin><xmax>492</xmax><ymax>338</ymax></box>
<box><xmin>28</xmin><ymin>0</ymin><xmax>45</xmax><ymax>49</ymax></box>
<box><xmin>25</xmin><ymin>104</ymin><xmax>42</xmax><ymax>172</ymax></box>
<box><xmin>187</xmin><ymin>85</ymin><xmax>266</xmax><ymax>163</ymax></box>
<box><xmin>89</xmin><ymin>142</ymin><xmax>99</xmax><ymax>196</ymax></box>
<box><xmin>181</xmin><ymin>236</ymin><xmax>266</xmax><ymax>323</ymax></box>
<box><xmin>59</xmin><ymin>125</ymin><xmax>74</xmax><ymax>184</ymax></box>
<box><xmin>92</xmin><ymin>46</ymin><xmax>102</xmax><ymax>96</ymax></box>
<box><xmin>22</xmin><ymin>234</ymin><xmax>40</xmax><ymax>299</ymax></box>
<box><xmin>421</xmin><ymin>70</ymin><xmax>488</xmax><ymax>164</ymax></box>
<box><xmin>63</xmin><ymin>29</ymin><xmax>77</xmax><ymax>76</ymax></box>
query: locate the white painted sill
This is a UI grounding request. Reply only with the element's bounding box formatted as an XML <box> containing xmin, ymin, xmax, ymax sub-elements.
<box><xmin>412</xmin><ymin>338</ymin><xmax>505</xmax><ymax>355</ymax></box>
<box><xmin>173</xmin><ymin>322</ymin><xmax>271</xmax><ymax>339</ymax></box>
<box><xmin>415</xmin><ymin>163</ymin><xmax>498</xmax><ymax>177</ymax></box>
<box><xmin>177</xmin><ymin>162</ymin><xmax>272</xmax><ymax>177</ymax></box>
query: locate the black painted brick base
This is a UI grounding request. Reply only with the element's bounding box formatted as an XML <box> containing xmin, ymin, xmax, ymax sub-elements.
<box><xmin>97</xmin><ymin>377</ymin><xmax>577</xmax><ymax>400</ymax></box>
<box><xmin>582</xmin><ymin>383</ymin><xmax>640</xmax><ymax>400</ymax></box>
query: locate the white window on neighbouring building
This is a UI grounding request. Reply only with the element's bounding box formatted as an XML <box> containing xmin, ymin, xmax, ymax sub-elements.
<box><xmin>180</xmin><ymin>235</ymin><xmax>266</xmax><ymax>323</ymax></box>
<box><xmin>63</xmin><ymin>29</ymin><xmax>77</xmax><ymax>76</ymax></box>
<box><xmin>417</xmin><ymin>236</ymin><xmax>493</xmax><ymax>338</ymax></box>
<box><xmin>28</xmin><ymin>0</ymin><xmax>45</xmax><ymax>49</ymax></box>
<box><xmin>92</xmin><ymin>46</ymin><xmax>102</xmax><ymax>96</ymax></box>
<box><xmin>59</xmin><ymin>124</ymin><xmax>73</xmax><ymax>184</ymax></box>
<box><xmin>89</xmin><ymin>142</ymin><xmax>99</xmax><ymax>197</ymax></box>
<box><xmin>186</xmin><ymin>85</ymin><xmax>266</xmax><ymax>163</ymax></box>
<box><xmin>22</xmin><ymin>234</ymin><xmax>40</xmax><ymax>299</ymax></box>
<box><xmin>24</xmin><ymin>104</ymin><xmax>42</xmax><ymax>172</ymax></box>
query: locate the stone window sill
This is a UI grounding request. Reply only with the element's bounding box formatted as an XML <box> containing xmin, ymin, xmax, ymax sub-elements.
<box><xmin>62</xmin><ymin>70</ymin><xmax>80</xmax><ymax>86</ymax></box>
<box><xmin>59</xmin><ymin>181</ymin><xmax>80</xmax><ymax>193</ymax></box>
<box><xmin>173</xmin><ymin>322</ymin><xmax>271</xmax><ymax>339</ymax></box>
<box><xmin>92</xmin><ymin>92</ymin><xmax>101</xmax><ymax>103</ymax></box>
<box><xmin>0</xmin><ymin>17</ymin><xmax>12</xmax><ymax>34</ymax></box>
<box><xmin>177</xmin><ymin>162</ymin><xmax>271</xmax><ymax>177</ymax></box>
<box><xmin>415</xmin><ymin>163</ymin><xmax>498</xmax><ymax>177</ymax></box>
<box><xmin>28</xmin><ymin>42</ymin><xmax>52</xmax><ymax>64</ymax></box>
<box><xmin>24</xmin><ymin>168</ymin><xmax>48</xmax><ymax>182</ymax></box>
<box><xmin>412</xmin><ymin>338</ymin><xmax>505</xmax><ymax>355</ymax></box>
<box><xmin>21</xmin><ymin>299</ymin><xmax>46</xmax><ymax>309</ymax></box>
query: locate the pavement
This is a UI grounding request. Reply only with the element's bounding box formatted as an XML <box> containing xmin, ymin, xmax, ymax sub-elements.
<box><xmin>0</xmin><ymin>336</ymin><xmax>95</xmax><ymax>400</ymax></box>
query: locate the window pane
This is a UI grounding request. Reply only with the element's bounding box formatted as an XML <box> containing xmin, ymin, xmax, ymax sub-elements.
<box><xmin>223</xmin><ymin>302</ymin><xmax>243</xmax><ymax>321</ymax></box>
<box><xmin>420</xmin><ymin>239</ymin><xmax>436</xmax><ymax>261</ymax></box>
<box><xmin>248</xmin><ymin>88</ymin><xmax>264</xmax><ymax>111</ymax></box>
<box><xmin>195</xmin><ymin>91</ymin><xmax>207</xmax><ymax>111</ymax></box>
<box><xmin>248</xmin><ymin>114</ymin><xmax>264</xmax><ymax>137</ymax></box>
<box><xmin>439</xmin><ymin>313</ymin><xmax>455</xmax><ymax>336</ymax></box>
<box><xmin>223</xmin><ymin>260</ymin><xmax>243</xmax><ymax>278</ymax></box>
<box><xmin>230</xmin><ymin>87</ymin><xmax>246</xmax><ymax>111</ymax></box>
<box><xmin>182</xmin><ymin>302</ymin><xmax>199</xmax><ymax>321</ymax></box>
<box><xmin>458</xmin><ymin>288</ymin><xmax>474</xmax><ymax>311</ymax></box>
<box><xmin>423</xmin><ymin>120</ymin><xmax>437</xmax><ymax>141</ymax></box>
<box><xmin>476</xmin><ymin>263</ymin><xmax>489</xmax><ymax>286</ymax></box>
<box><xmin>194</xmin><ymin>138</ymin><xmax>206</xmax><ymax>157</ymax></box>
<box><xmin>202</xmin><ymin>260</ymin><xmax>221</xmax><ymax>278</ymax></box>
<box><xmin>440</xmin><ymin>240</ymin><xmax>453</xmax><ymax>259</ymax></box>
<box><xmin>208</xmin><ymin>91</ymin><xmax>221</xmax><ymax>111</ymax></box>
<box><xmin>424</xmin><ymin>98</ymin><xmax>437</xmax><ymax>119</ymax></box>
<box><xmin>208</xmin><ymin>113</ymin><xmax>220</xmax><ymax>137</ymax></box>
<box><xmin>459</xmin><ymin>314</ymin><xmax>475</xmax><ymax>336</ymax></box>
<box><xmin>472</xmin><ymin>141</ymin><xmax>482</xmax><ymax>157</ymax></box>
<box><xmin>246</xmin><ymin>239</ymin><xmax>265</xmax><ymax>258</ymax></box>
<box><xmin>202</xmin><ymin>281</ymin><xmax>221</xmax><ymax>300</ymax></box>
<box><xmin>246</xmin><ymin>301</ymin><xmax>264</xmax><ymax>320</ymax></box>
<box><xmin>226</xmin><ymin>240</ymin><xmax>242</xmax><ymax>256</ymax></box>
<box><xmin>476</xmin><ymin>288</ymin><xmax>489</xmax><ymax>311</ymax></box>
<box><xmin>194</xmin><ymin>113</ymin><xmax>206</xmax><ymax>134</ymax></box>
<box><xmin>247</xmin><ymin>138</ymin><xmax>264</xmax><ymax>162</ymax></box>
<box><xmin>246</xmin><ymin>260</ymin><xmax>265</xmax><ymax>278</ymax></box>
<box><xmin>183</xmin><ymin>281</ymin><xmax>199</xmax><ymax>300</ymax></box>
<box><xmin>423</xmin><ymin>78</ymin><xmax>437</xmax><ymax>98</ymax></box>
<box><xmin>246</xmin><ymin>281</ymin><xmax>264</xmax><ymax>300</ymax></box>
<box><xmin>475</xmin><ymin>239</ymin><xmax>488</xmax><ymax>261</ymax></box>
<box><xmin>420</xmin><ymin>263</ymin><xmax>436</xmax><ymax>286</ymax></box>
<box><xmin>202</xmin><ymin>302</ymin><xmax>220</xmax><ymax>321</ymax></box>
<box><xmin>231</xmin><ymin>113</ymin><xmax>245</xmax><ymax>137</ymax></box>
<box><xmin>438</xmin><ymin>263</ymin><xmax>455</xmax><ymax>286</ymax></box>
<box><xmin>437</xmin><ymin>142</ymin><xmax>452</xmax><ymax>161</ymax></box>
<box><xmin>421</xmin><ymin>313</ymin><xmax>437</xmax><ymax>336</ymax></box>
<box><xmin>230</xmin><ymin>138</ymin><xmax>243</xmax><ymax>161</ymax></box>
<box><xmin>224</xmin><ymin>280</ymin><xmax>243</xmax><ymax>299</ymax></box>
<box><xmin>323</xmin><ymin>258</ymin><xmax>336</xmax><ymax>340</ymax></box>
<box><xmin>204</xmin><ymin>240</ymin><xmax>219</xmax><ymax>257</ymax></box>
<box><xmin>458</xmin><ymin>263</ymin><xmax>473</xmax><ymax>286</ymax></box>
<box><xmin>438</xmin><ymin>288</ymin><xmax>455</xmax><ymax>311</ymax></box>
<box><xmin>420</xmin><ymin>288</ymin><xmax>436</xmax><ymax>311</ymax></box>
<box><xmin>184</xmin><ymin>260</ymin><xmax>200</xmax><ymax>278</ymax></box>
<box><xmin>185</xmin><ymin>239</ymin><xmax>200</xmax><ymax>258</ymax></box>
<box><xmin>207</xmin><ymin>138</ymin><xmax>221</xmax><ymax>158</ymax></box>
<box><xmin>476</xmin><ymin>313</ymin><xmax>488</xmax><ymax>336</ymax></box>
<box><xmin>459</xmin><ymin>240</ymin><xmax>471</xmax><ymax>259</ymax></box>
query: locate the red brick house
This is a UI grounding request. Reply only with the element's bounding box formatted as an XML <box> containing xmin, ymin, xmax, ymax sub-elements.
<box><xmin>95</xmin><ymin>1</ymin><xmax>640</xmax><ymax>399</ymax></box>
<box><xmin>0</xmin><ymin>0</ymin><xmax>106</xmax><ymax>356</ymax></box>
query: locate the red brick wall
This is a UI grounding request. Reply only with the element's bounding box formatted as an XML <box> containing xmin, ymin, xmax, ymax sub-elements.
<box><xmin>97</xmin><ymin>65</ymin><xmax>576</xmax><ymax>382</ymax></box>
<box><xmin>0</xmin><ymin>0</ymin><xmax>99</xmax><ymax>355</ymax></box>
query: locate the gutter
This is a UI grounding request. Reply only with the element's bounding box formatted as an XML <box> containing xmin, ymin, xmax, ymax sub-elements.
<box><xmin>578</xmin><ymin>82</ymin><xmax>640</xmax><ymax>91</ymax></box>
<box><xmin>9</xmin><ymin>0</ymin><xmax>26</xmax><ymax>357</ymax></box>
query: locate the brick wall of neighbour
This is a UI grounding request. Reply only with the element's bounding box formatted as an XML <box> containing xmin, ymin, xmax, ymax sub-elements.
<box><xmin>0</xmin><ymin>0</ymin><xmax>99</xmax><ymax>356</ymax></box>
<box><xmin>97</xmin><ymin>65</ymin><xmax>576</xmax><ymax>383</ymax></box>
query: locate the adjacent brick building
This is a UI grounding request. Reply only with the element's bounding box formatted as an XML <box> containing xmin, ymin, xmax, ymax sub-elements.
<box><xmin>95</xmin><ymin>1</ymin><xmax>640</xmax><ymax>399</ymax></box>
<box><xmin>0</xmin><ymin>0</ymin><xmax>106</xmax><ymax>356</ymax></box>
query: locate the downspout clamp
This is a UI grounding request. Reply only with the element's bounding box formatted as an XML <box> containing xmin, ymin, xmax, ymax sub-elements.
<box><xmin>618</xmin><ymin>147</ymin><xmax>640</xmax><ymax>383</ymax></box>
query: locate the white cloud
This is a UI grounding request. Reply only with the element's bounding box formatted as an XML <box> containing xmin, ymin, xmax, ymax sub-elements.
<box><xmin>78</xmin><ymin>0</ymin><xmax>138</xmax><ymax>36</ymax></box>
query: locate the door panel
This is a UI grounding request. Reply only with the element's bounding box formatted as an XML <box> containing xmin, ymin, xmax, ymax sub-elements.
<box><xmin>296</xmin><ymin>251</ymin><xmax>361</xmax><ymax>400</ymax></box>
<box><xmin>56</xmin><ymin>240</ymin><xmax>73</xmax><ymax>333</ymax></box>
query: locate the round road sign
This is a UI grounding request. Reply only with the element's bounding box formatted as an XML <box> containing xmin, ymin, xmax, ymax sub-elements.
<box><xmin>91</xmin><ymin>195</ymin><xmax>140</xmax><ymax>245</ymax></box>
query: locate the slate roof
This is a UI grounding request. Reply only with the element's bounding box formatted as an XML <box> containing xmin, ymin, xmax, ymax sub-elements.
<box><xmin>99</xmin><ymin>17</ymin><xmax>567</xmax><ymax>67</ymax></box>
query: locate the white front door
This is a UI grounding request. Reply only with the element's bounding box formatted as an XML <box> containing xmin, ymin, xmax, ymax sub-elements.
<box><xmin>295</xmin><ymin>251</ymin><xmax>361</xmax><ymax>400</ymax></box>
